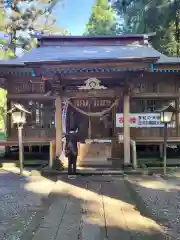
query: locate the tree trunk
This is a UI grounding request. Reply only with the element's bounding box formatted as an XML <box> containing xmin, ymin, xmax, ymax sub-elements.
<box><xmin>8</xmin><ymin>31</ymin><xmax>16</xmax><ymax>57</ymax></box>
<box><xmin>175</xmin><ymin>0</ymin><xmax>180</xmax><ymax>57</ymax></box>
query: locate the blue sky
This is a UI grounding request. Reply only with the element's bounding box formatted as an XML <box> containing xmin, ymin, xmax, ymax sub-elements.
<box><xmin>53</xmin><ymin>0</ymin><xmax>95</xmax><ymax>35</ymax></box>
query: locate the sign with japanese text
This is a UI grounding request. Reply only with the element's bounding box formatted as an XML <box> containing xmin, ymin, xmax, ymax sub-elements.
<box><xmin>73</xmin><ymin>99</ymin><xmax>112</xmax><ymax>108</ymax></box>
<box><xmin>116</xmin><ymin>113</ymin><xmax>175</xmax><ymax>128</ymax></box>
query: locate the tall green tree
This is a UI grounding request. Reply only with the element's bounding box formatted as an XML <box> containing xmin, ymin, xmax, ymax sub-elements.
<box><xmin>85</xmin><ymin>0</ymin><xmax>119</xmax><ymax>36</ymax></box>
<box><xmin>113</xmin><ymin>0</ymin><xmax>180</xmax><ymax>56</ymax></box>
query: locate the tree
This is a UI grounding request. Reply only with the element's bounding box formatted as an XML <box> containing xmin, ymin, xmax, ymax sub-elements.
<box><xmin>0</xmin><ymin>88</ymin><xmax>7</xmax><ymax>131</ymax></box>
<box><xmin>0</xmin><ymin>10</ymin><xmax>5</xmax><ymax>31</ymax></box>
<box><xmin>112</xmin><ymin>0</ymin><xmax>180</xmax><ymax>56</ymax></box>
<box><xmin>85</xmin><ymin>0</ymin><xmax>119</xmax><ymax>36</ymax></box>
<box><xmin>0</xmin><ymin>10</ymin><xmax>13</xmax><ymax>59</ymax></box>
<box><xmin>3</xmin><ymin>0</ymin><xmax>62</xmax><ymax>57</ymax></box>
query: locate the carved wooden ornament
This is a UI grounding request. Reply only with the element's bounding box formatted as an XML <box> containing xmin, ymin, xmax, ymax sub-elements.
<box><xmin>78</xmin><ymin>78</ymin><xmax>107</xmax><ymax>90</ymax></box>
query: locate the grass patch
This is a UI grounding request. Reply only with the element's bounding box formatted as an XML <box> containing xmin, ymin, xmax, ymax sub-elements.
<box><xmin>0</xmin><ymin>131</ymin><xmax>6</xmax><ymax>140</ymax></box>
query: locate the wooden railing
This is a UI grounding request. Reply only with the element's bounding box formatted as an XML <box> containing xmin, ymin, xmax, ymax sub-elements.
<box><xmin>130</xmin><ymin>127</ymin><xmax>178</xmax><ymax>139</ymax></box>
<box><xmin>9</xmin><ymin>127</ymin><xmax>55</xmax><ymax>139</ymax></box>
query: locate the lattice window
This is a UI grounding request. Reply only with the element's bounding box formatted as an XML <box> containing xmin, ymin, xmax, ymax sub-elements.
<box><xmin>133</xmin><ymin>83</ymin><xmax>158</xmax><ymax>93</ymax></box>
<box><xmin>134</xmin><ymin>99</ymin><xmax>172</xmax><ymax>113</ymax></box>
<box><xmin>11</xmin><ymin>100</ymin><xmax>55</xmax><ymax>128</ymax></box>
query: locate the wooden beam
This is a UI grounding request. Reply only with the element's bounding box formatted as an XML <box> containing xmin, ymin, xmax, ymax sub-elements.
<box><xmin>39</xmin><ymin>60</ymin><xmax>151</xmax><ymax>69</ymax></box>
<box><xmin>64</xmin><ymin>88</ymin><xmax>123</xmax><ymax>99</ymax></box>
<box><xmin>62</xmin><ymin>71</ymin><xmax>143</xmax><ymax>81</ymax></box>
<box><xmin>135</xmin><ymin>137</ymin><xmax>180</xmax><ymax>143</ymax></box>
<box><xmin>8</xmin><ymin>94</ymin><xmax>56</xmax><ymax>100</ymax></box>
<box><xmin>153</xmin><ymin>64</ymin><xmax>180</xmax><ymax>71</ymax></box>
<box><xmin>132</xmin><ymin>93</ymin><xmax>179</xmax><ymax>99</ymax></box>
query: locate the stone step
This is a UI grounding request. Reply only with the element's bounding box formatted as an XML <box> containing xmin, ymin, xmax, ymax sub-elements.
<box><xmin>41</xmin><ymin>167</ymin><xmax>148</xmax><ymax>177</ymax></box>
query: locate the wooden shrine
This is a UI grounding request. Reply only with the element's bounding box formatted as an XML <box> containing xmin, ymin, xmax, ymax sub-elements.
<box><xmin>0</xmin><ymin>34</ymin><xmax>180</xmax><ymax>166</ymax></box>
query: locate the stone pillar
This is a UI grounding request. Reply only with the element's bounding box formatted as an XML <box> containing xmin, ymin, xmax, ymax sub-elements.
<box><xmin>55</xmin><ymin>96</ymin><xmax>62</xmax><ymax>157</ymax></box>
<box><xmin>123</xmin><ymin>92</ymin><xmax>131</xmax><ymax>165</ymax></box>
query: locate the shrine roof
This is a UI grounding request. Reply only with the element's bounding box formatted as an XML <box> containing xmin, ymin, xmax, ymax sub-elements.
<box><xmin>156</xmin><ymin>54</ymin><xmax>180</xmax><ymax>64</ymax></box>
<box><xmin>0</xmin><ymin>44</ymin><xmax>161</xmax><ymax>66</ymax></box>
<box><xmin>0</xmin><ymin>34</ymin><xmax>179</xmax><ymax>67</ymax></box>
<box><xmin>36</xmin><ymin>33</ymin><xmax>154</xmax><ymax>43</ymax></box>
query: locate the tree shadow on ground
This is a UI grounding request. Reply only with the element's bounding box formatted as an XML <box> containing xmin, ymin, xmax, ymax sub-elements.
<box><xmin>125</xmin><ymin>175</ymin><xmax>180</xmax><ymax>239</ymax></box>
<box><xmin>20</xmin><ymin>174</ymin><xmax>166</xmax><ymax>240</ymax></box>
<box><xmin>0</xmin><ymin>170</ymin><xmax>172</xmax><ymax>240</ymax></box>
<box><xmin>0</xmin><ymin>169</ymin><xmax>56</xmax><ymax>240</ymax></box>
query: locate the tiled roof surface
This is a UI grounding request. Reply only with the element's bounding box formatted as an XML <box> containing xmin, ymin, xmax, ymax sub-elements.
<box><xmin>157</xmin><ymin>53</ymin><xmax>180</xmax><ymax>64</ymax></box>
<box><xmin>0</xmin><ymin>44</ymin><xmax>161</xmax><ymax>65</ymax></box>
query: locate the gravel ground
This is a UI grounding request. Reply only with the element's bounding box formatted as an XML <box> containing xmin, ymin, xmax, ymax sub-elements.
<box><xmin>127</xmin><ymin>174</ymin><xmax>180</xmax><ymax>240</ymax></box>
<box><xmin>0</xmin><ymin>169</ymin><xmax>55</xmax><ymax>240</ymax></box>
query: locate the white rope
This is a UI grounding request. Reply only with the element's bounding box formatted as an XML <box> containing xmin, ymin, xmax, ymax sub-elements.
<box><xmin>67</xmin><ymin>99</ymin><xmax>119</xmax><ymax>117</ymax></box>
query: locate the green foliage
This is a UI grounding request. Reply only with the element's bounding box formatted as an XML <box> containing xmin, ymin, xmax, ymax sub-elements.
<box><xmin>2</xmin><ymin>0</ymin><xmax>66</xmax><ymax>57</ymax></box>
<box><xmin>113</xmin><ymin>0</ymin><xmax>180</xmax><ymax>56</ymax></box>
<box><xmin>0</xmin><ymin>11</ymin><xmax>5</xmax><ymax>32</ymax></box>
<box><xmin>0</xmin><ymin>89</ymin><xmax>7</xmax><ymax>131</ymax></box>
<box><xmin>85</xmin><ymin>0</ymin><xmax>119</xmax><ymax>36</ymax></box>
<box><xmin>0</xmin><ymin>50</ymin><xmax>14</xmax><ymax>60</ymax></box>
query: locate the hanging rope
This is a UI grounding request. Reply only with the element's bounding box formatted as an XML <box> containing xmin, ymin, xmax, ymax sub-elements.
<box><xmin>67</xmin><ymin>99</ymin><xmax>119</xmax><ymax>117</ymax></box>
<box><xmin>88</xmin><ymin>116</ymin><xmax>91</xmax><ymax>139</ymax></box>
<box><xmin>88</xmin><ymin>101</ymin><xmax>91</xmax><ymax>139</ymax></box>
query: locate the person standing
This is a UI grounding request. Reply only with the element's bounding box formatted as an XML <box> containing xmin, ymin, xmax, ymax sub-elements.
<box><xmin>65</xmin><ymin>128</ymin><xmax>79</xmax><ymax>179</ymax></box>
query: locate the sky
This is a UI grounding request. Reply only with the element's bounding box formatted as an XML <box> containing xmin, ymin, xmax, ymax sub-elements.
<box><xmin>53</xmin><ymin>0</ymin><xmax>95</xmax><ymax>35</ymax></box>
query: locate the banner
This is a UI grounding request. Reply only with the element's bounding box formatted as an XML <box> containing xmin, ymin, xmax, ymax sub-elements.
<box><xmin>116</xmin><ymin>113</ymin><xmax>175</xmax><ymax>128</ymax></box>
<box><xmin>62</xmin><ymin>99</ymin><xmax>68</xmax><ymax>134</ymax></box>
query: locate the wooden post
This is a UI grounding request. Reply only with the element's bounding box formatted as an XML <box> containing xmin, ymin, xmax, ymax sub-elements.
<box><xmin>123</xmin><ymin>92</ymin><xmax>131</xmax><ymax>165</ymax></box>
<box><xmin>18</xmin><ymin>124</ymin><xmax>23</xmax><ymax>175</ymax></box>
<box><xmin>55</xmin><ymin>96</ymin><xmax>62</xmax><ymax>157</ymax></box>
<box><xmin>163</xmin><ymin>123</ymin><xmax>168</xmax><ymax>175</ymax></box>
<box><xmin>176</xmin><ymin>97</ymin><xmax>179</xmax><ymax>136</ymax></box>
<box><xmin>130</xmin><ymin>139</ymin><xmax>137</xmax><ymax>169</ymax></box>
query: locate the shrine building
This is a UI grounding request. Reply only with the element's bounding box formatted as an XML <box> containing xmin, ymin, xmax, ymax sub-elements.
<box><xmin>0</xmin><ymin>34</ymin><xmax>180</xmax><ymax>167</ymax></box>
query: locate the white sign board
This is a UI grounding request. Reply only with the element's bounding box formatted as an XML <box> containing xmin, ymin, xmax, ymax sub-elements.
<box><xmin>116</xmin><ymin>113</ymin><xmax>175</xmax><ymax>128</ymax></box>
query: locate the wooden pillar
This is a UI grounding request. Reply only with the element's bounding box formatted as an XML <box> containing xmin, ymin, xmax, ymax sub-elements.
<box><xmin>123</xmin><ymin>92</ymin><xmax>131</xmax><ymax>165</ymax></box>
<box><xmin>176</xmin><ymin>97</ymin><xmax>179</xmax><ymax>136</ymax></box>
<box><xmin>55</xmin><ymin>96</ymin><xmax>62</xmax><ymax>157</ymax></box>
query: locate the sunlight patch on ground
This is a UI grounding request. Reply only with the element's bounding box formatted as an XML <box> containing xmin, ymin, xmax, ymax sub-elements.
<box><xmin>129</xmin><ymin>176</ymin><xmax>180</xmax><ymax>191</ymax></box>
<box><xmin>24</xmin><ymin>176</ymin><xmax>54</xmax><ymax>196</ymax></box>
<box><xmin>54</xmin><ymin>179</ymin><xmax>163</xmax><ymax>234</ymax></box>
<box><xmin>136</xmin><ymin>180</ymin><xmax>167</xmax><ymax>190</ymax></box>
<box><xmin>2</xmin><ymin>166</ymin><xmax>30</xmax><ymax>176</ymax></box>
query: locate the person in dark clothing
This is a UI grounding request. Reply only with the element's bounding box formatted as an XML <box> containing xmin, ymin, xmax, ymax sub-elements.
<box><xmin>65</xmin><ymin>128</ymin><xmax>79</xmax><ymax>177</ymax></box>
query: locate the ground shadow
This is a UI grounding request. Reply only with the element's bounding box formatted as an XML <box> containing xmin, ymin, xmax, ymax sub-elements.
<box><xmin>0</xmin><ymin>169</ymin><xmax>175</xmax><ymax>240</ymax></box>
<box><xmin>126</xmin><ymin>175</ymin><xmax>180</xmax><ymax>239</ymax></box>
<box><xmin>21</xmin><ymin>174</ymin><xmax>165</xmax><ymax>240</ymax></box>
<box><xmin>0</xmin><ymin>169</ymin><xmax>56</xmax><ymax>239</ymax></box>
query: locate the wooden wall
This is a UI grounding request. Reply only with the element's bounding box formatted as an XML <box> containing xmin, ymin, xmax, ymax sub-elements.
<box><xmin>115</xmin><ymin>73</ymin><xmax>180</xmax><ymax>140</ymax></box>
<box><xmin>7</xmin><ymin>78</ymin><xmax>56</xmax><ymax>140</ymax></box>
<box><xmin>6</xmin><ymin>72</ymin><xmax>180</xmax><ymax>141</ymax></box>
<box><xmin>8</xmin><ymin>99</ymin><xmax>56</xmax><ymax>140</ymax></box>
